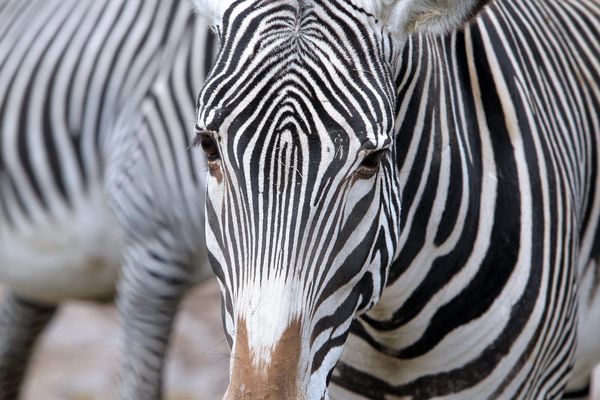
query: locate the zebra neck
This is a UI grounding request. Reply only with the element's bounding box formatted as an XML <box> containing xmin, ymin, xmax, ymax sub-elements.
<box><xmin>393</xmin><ymin>30</ymin><xmax>485</xmax><ymax>251</ymax></box>
<box><xmin>384</xmin><ymin>23</ymin><xmax>501</xmax><ymax>305</ymax></box>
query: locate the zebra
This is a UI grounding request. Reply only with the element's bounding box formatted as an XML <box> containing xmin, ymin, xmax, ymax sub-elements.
<box><xmin>190</xmin><ymin>0</ymin><xmax>600</xmax><ymax>398</ymax></box>
<box><xmin>0</xmin><ymin>0</ymin><xmax>215</xmax><ymax>398</ymax></box>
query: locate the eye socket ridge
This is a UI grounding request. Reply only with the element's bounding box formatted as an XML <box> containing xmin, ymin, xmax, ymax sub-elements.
<box><xmin>193</xmin><ymin>128</ymin><xmax>220</xmax><ymax>161</ymax></box>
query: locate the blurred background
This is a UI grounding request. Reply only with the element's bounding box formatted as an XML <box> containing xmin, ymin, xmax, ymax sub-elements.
<box><xmin>16</xmin><ymin>281</ymin><xmax>229</xmax><ymax>400</ymax></box>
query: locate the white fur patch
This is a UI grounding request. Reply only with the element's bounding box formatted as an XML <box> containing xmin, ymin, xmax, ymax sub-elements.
<box><xmin>236</xmin><ymin>275</ymin><xmax>302</xmax><ymax>367</ymax></box>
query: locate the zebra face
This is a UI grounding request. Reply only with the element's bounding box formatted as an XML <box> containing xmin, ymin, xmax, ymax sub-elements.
<box><xmin>195</xmin><ymin>1</ymin><xmax>400</xmax><ymax>397</ymax></box>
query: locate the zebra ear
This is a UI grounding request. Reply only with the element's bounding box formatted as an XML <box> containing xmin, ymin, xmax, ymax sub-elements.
<box><xmin>188</xmin><ymin>0</ymin><xmax>234</xmax><ymax>26</ymax></box>
<box><xmin>370</xmin><ymin>0</ymin><xmax>487</xmax><ymax>35</ymax></box>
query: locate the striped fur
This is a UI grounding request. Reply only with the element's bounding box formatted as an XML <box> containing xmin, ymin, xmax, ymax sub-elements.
<box><xmin>0</xmin><ymin>0</ymin><xmax>214</xmax><ymax>398</ymax></box>
<box><xmin>192</xmin><ymin>0</ymin><xmax>600</xmax><ymax>398</ymax></box>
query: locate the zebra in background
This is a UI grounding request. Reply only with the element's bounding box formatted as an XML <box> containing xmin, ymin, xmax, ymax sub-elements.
<box><xmin>191</xmin><ymin>0</ymin><xmax>600</xmax><ymax>398</ymax></box>
<box><xmin>0</xmin><ymin>0</ymin><xmax>215</xmax><ymax>398</ymax></box>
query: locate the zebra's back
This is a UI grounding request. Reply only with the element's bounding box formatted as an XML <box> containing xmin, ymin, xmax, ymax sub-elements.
<box><xmin>0</xmin><ymin>0</ymin><xmax>210</xmax><ymax>302</ymax></box>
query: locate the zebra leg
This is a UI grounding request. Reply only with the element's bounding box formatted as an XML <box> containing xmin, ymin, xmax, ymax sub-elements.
<box><xmin>0</xmin><ymin>292</ymin><xmax>57</xmax><ymax>400</ymax></box>
<box><xmin>116</xmin><ymin>242</ymin><xmax>191</xmax><ymax>400</ymax></box>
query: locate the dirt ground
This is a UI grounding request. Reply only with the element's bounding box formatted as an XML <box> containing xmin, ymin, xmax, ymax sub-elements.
<box><xmin>13</xmin><ymin>281</ymin><xmax>600</xmax><ymax>400</ymax></box>
<box><xmin>21</xmin><ymin>282</ymin><xmax>229</xmax><ymax>400</ymax></box>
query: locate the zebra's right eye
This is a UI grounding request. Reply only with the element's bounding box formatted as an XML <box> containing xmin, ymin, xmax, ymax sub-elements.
<box><xmin>357</xmin><ymin>150</ymin><xmax>385</xmax><ymax>179</ymax></box>
<box><xmin>197</xmin><ymin>131</ymin><xmax>220</xmax><ymax>161</ymax></box>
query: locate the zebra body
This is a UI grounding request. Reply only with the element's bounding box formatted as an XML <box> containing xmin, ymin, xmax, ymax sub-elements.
<box><xmin>191</xmin><ymin>0</ymin><xmax>600</xmax><ymax>398</ymax></box>
<box><xmin>0</xmin><ymin>0</ymin><xmax>212</xmax><ymax>397</ymax></box>
<box><xmin>337</xmin><ymin>2</ymin><xmax>600</xmax><ymax>397</ymax></box>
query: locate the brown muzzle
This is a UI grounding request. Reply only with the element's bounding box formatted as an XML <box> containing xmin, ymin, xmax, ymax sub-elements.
<box><xmin>222</xmin><ymin>318</ymin><xmax>306</xmax><ymax>400</ymax></box>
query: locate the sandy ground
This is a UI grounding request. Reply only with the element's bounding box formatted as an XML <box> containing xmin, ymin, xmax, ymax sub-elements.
<box><xmin>21</xmin><ymin>282</ymin><xmax>229</xmax><ymax>400</ymax></box>
<box><xmin>9</xmin><ymin>281</ymin><xmax>600</xmax><ymax>400</ymax></box>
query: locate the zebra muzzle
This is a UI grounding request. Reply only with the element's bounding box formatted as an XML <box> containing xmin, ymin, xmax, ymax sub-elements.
<box><xmin>222</xmin><ymin>318</ymin><xmax>306</xmax><ymax>400</ymax></box>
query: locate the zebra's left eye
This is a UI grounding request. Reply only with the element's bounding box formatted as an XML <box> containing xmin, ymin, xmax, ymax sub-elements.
<box><xmin>357</xmin><ymin>150</ymin><xmax>385</xmax><ymax>179</ymax></box>
<box><xmin>196</xmin><ymin>131</ymin><xmax>220</xmax><ymax>161</ymax></box>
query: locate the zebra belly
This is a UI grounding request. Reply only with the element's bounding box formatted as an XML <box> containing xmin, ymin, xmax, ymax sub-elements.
<box><xmin>0</xmin><ymin>188</ymin><xmax>123</xmax><ymax>303</ymax></box>
<box><xmin>568</xmin><ymin>261</ymin><xmax>600</xmax><ymax>391</ymax></box>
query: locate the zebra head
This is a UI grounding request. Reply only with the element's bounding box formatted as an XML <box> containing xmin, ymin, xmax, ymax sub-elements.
<box><xmin>192</xmin><ymin>0</ymin><xmax>484</xmax><ymax>398</ymax></box>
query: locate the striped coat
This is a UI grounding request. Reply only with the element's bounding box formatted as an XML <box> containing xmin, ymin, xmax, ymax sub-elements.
<box><xmin>191</xmin><ymin>0</ymin><xmax>600</xmax><ymax>398</ymax></box>
<box><xmin>0</xmin><ymin>1</ymin><xmax>214</xmax><ymax>398</ymax></box>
